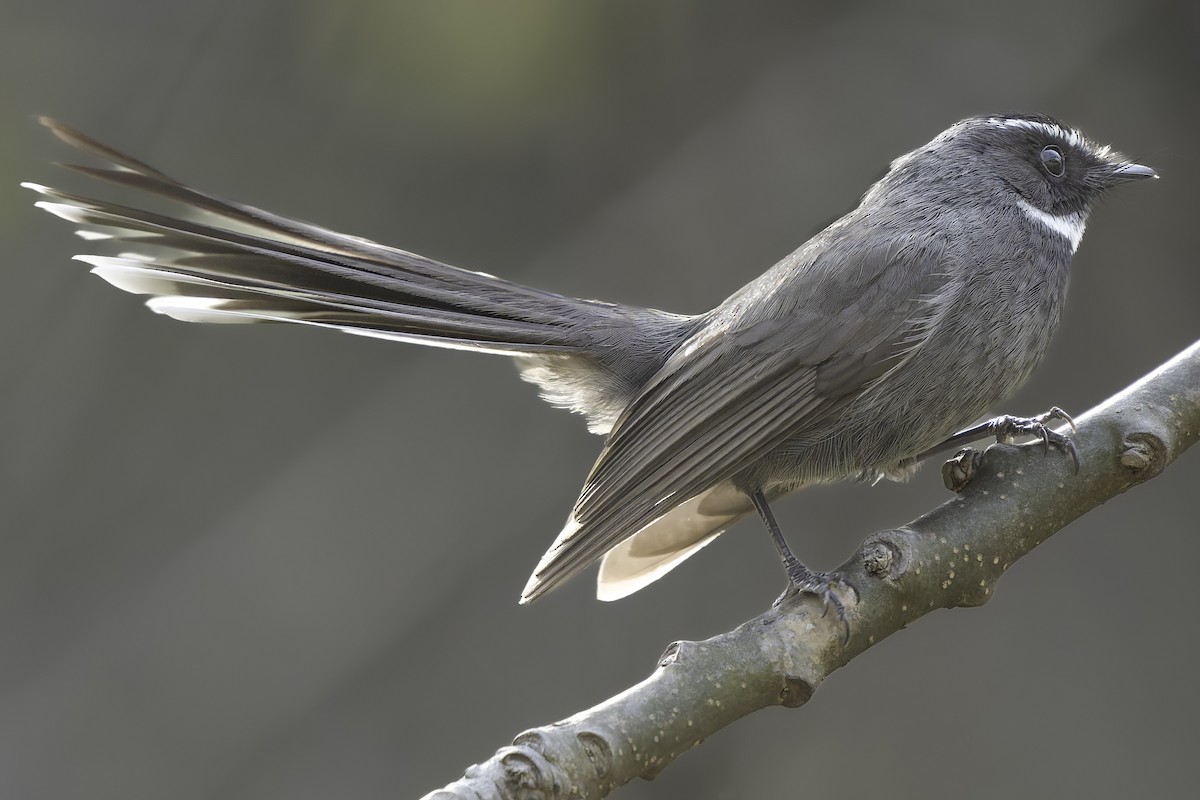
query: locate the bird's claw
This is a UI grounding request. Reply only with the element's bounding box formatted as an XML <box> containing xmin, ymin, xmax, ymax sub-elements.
<box><xmin>773</xmin><ymin>568</ymin><xmax>858</xmax><ymax>643</ymax></box>
<box><xmin>991</xmin><ymin>406</ymin><xmax>1080</xmax><ymax>474</ymax></box>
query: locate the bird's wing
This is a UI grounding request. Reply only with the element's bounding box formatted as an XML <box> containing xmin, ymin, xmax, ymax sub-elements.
<box><xmin>522</xmin><ymin>233</ymin><xmax>955</xmax><ymax>600</ymax></box>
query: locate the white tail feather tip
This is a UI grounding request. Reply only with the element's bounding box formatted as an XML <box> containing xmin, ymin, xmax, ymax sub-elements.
<box><xmin>146</xmin><ymin>296</ymin><xmax>247</xmax><ymax>323</ymax></box>
<box><xmin>34</xmin><ymin>201</ymin><xmax>90</xmax><ymax>224</ymax></box>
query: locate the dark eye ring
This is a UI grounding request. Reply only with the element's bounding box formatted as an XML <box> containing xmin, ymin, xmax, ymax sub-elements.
<box><xmin>1040</xmin><ymin>145</ymin><xmax>1065</xmax><ymax>177</ymax></box>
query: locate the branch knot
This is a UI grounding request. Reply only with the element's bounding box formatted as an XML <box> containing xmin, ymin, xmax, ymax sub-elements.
<box><xmin>862</xmin><ymin>536</ymin><xmax>902</xmax><ymax>578</ymax></box>
<box><xmin>1121</xmin><ymin>431</ymin><xmax>1167</xmax><ymax>479</ymax></box>
<box><xmin>778</xmin><ymin>675</ymin><xmax>815</xmax><ymax>708</ymax></box>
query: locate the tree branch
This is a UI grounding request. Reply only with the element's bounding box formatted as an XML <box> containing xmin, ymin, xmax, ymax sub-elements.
<box><xmin>424</xmin><ymin>340</ymin><xmax>1200</xmax><ymax>800</ymax></box>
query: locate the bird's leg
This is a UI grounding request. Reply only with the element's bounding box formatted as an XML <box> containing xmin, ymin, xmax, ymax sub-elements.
<box><xmin>914</xmin><ymin>406</ymin><xmax>1080</xmax><ymax>473</ymax></box>
<box><xmin>750</xmin><ymin>489</ymin><xmax>854</xmax><ymax>641</ymax></box>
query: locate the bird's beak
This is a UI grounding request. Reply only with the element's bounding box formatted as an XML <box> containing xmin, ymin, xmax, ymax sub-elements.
<box><xmin>1110</xmin><ymin>162</ymin><xmax>1158</xmax><ymax>181</ymax></box>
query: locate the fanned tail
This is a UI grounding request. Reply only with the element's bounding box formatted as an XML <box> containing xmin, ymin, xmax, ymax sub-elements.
<box><xmin>26</xmin><ymin>118</ymin><xmax>694</xmax><ymax>434</ymax></box>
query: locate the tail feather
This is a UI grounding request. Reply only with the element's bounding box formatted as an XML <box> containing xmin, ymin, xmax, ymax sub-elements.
<box><xmin>29</xmin><ymin>118</ymin><xmax>669</xmax><ymax>340</ymax></box>
<box><xmin>39</xmin><ymin>116</ymin><xmax>554</xmax><ymax>290</ymax></box>
<box><xmin>29</xmin><ymin>118</ymin><xmax>709</xmax><ymax>596</ymax></box>
<box><xmin>77</xmin><ymin>254</ymin><xmax>567</xmax><ymax>352</ymax></box>
<box><xmin>25</xmin><ymin>179</ymin><xmax>588</xmax><ymax>347</ymax></box>
<box><xmin>26</xmin><ymin>119</ymin><xmax>697</xmax><ymax>432</ymax></box>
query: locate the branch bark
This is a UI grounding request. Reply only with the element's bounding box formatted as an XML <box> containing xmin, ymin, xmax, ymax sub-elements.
<box><xmin>424</xmin><ymin>340</ymin><xmax>1200</xmax><ymax>800</ymax></box>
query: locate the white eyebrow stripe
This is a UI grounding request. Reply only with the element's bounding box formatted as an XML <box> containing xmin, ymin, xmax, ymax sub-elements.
<box><xmin>1017</xmin><ymin>198</ymin><xmax>1087</xmax><ymax>254</ymax></box>
<box><xmin>988</xmin><ymin>117</ymin><xmax>1087</xmax><ymax>150</ymax></box>
<box><xmin>987</xmin><ymin>117</ymin><xmax>1117</xmax><ymax>162</ymax></box>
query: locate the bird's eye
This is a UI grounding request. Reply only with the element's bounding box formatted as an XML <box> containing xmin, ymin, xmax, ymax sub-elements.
<box><xmin>1040</xmin><ymin>145</ymin><xmax>1065</xmax><ymax>177</ymax></box>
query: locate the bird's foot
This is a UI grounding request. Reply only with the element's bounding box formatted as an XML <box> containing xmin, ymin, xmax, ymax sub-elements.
<box><xmin>987</xmin><ymin>406</ymin><xmax>1079</xmax><ymax>473</ymax></box>
<box><xmin>773</xmin><ymin>562</ymin><xmax>858</xmax><ymax>643</ymax></box>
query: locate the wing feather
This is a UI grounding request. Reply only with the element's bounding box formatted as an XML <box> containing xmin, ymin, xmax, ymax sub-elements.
<box><xmin>522</xmin><ymin>233</ymin><xmax>955</xmax><ymax>601</ymax></box>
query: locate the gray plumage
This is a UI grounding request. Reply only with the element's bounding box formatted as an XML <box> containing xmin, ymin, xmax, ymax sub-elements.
<box><xmin>24</xmin><ymin>114</ymin><xmax>1155</xmax><ymax>605</ymax></box>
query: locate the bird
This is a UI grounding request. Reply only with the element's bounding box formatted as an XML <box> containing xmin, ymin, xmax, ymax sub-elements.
<box><xmin>24</xmin><ymin>114</ymin><xmax>1156</xmax><ymax>621</ymax></box>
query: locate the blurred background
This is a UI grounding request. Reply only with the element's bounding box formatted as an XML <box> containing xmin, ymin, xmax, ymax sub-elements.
<box><xmin>2</xmin><ymin>1</ymin><xmax>1198</xmax><ymax>798</ymax></box>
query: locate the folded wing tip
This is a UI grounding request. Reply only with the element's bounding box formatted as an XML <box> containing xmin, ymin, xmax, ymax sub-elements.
<box><xmin>519</xmin><ymin>565</ymin><xmax>552</xmax><ymax>604</ymax></box>
<box><xmin>519</xmin><ymin>516</ymin><xmax>585</xmax><ymax>604</ymax></box>
<box><xmin>517</xmin><ymin>579</ymin><xmax>539</xmax><ymax>605</ymax></box>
